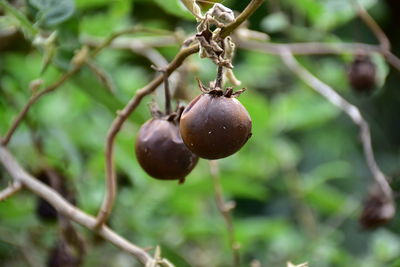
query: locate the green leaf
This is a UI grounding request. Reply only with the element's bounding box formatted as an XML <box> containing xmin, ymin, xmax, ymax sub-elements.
<box><xmin>0</xmin><ymin>0</ymin><xmax>38</xmax><ymax>38</ymax></box>
<box><xmin>29</xmin><ymin>0</ymin><xmax>75</xmax><ymax>26</ymax></box>
<box><xmin>283</xmin><ymin>0</ymin><xmax>378</xmax><ymax>31</ymax></box>
<box><xmin>153</xmin><ymin>0</ymin><xmax>196</xmax><ymax>20</ymax></box>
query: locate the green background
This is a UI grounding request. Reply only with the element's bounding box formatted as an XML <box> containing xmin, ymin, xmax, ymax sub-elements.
<box><xmin>1</xmin><ymin>0</ymin><xmax>400</xmax><ymax>266</ymax></box>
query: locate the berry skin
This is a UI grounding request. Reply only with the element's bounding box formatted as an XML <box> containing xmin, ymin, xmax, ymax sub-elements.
<box><xmin>348</xmin><ymin>55</ymin><xmax>376</xmax><ymax>93</ymax></box>
<box><xmin>180</xmin><ymin>89</ymin><xmax>252</xmax><ymax>159</ymax></box>
<box><xmin>135</xmin><ymin>118</ymin><xmax>199</xmax><ymax>182</ymax></box>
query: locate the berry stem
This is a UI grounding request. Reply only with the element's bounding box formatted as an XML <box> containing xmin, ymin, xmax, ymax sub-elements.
<box><xmin>163</xmin><ymin>71</ymin><xmax>172</xmax><ymax>115</ymax></box>
<box><xmin>215</xmin><ymin>40</ymin><xmax>225</xmax><ymax>90</ymax></box>
<box><xmin>215</xmin><ymin>65</ymin><xmax>224</xmax><ymax>89</ymax></box>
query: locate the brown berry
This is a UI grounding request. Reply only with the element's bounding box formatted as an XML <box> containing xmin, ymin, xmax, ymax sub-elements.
<box><xmin>180</xmin><ymin>89</ymin><xmax>252</xmax><ymax>159</ymax></box>
<box><xmin>348</xmin><ymin>55</ymin><xmax>376</xmax><ymax>93</ymax></box>
<box><xmin>135</xmin><ymin>118</ymin><xmax>199</xmax><ymax>182</ymax></box>
<box><xmin>359</xmin><ymin>187</ymin><xmax>395</xmax><ymax>229</ymax></box>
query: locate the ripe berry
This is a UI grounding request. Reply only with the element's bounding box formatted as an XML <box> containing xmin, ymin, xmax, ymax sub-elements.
<box><xmin>180</xmin><ymin>87</ymin><xmax>252</xmax><ymax>159</ymax></box>
<box><xmin>348</xmin><ymin>55</ymin><xmax>376</xmax><ymax>93</ymax></box>
<box><xmin>135</xmin><ymin>114</ymin><xmax>199</xmax><ymax>183</ymax></box>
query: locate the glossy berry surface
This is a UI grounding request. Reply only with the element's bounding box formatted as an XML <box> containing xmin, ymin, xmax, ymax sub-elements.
<box><xmin>180</xmin><ymin>90</ymin><xmax>252</xmax><ymax>159</ymax></box>
<box><xmin>135</xmin><ymin>118</ymin><xmax>198</xmax><ymax>182</ymax></box>
<box><xmin>348</xmin><ymin>55</ymin><xmax>376</xmax><ymax>93</ymax></box>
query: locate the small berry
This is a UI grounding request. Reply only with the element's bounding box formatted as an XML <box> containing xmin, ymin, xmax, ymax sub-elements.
<box><xmin>135</xmin><ymin>116</ymin><xmax>199</xmax><ymax>182</ymax></box>
<box><xmin>180</xmin><ymin>88</ymin><xmax>252</xmax><ymax>159</ymax></box>
<box><xmin>348</xmin><ymin>55</ymin><xmax>376</xmax><ymax>93</ymax></box>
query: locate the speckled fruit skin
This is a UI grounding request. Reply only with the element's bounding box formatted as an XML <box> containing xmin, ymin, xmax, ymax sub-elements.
<box><xmin>180</xmin><ymin>93</ymin><xmax>252</xmax><ymax>159</ymax></box>
<box><xmin>135</xmin><ymin>118</ymin><xmax>198</xmax><ymax>181</ymax></box>
<box><xmin>348</xmin><ymin>55</ymin><xmax>376</xmax><ymax>93</ymax></box>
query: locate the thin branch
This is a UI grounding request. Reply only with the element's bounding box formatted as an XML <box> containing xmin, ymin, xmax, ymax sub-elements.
<box><xmin>1</xmin><ymin>28</ymin><xmax>168</xmax><ymax>146</ymax></box>
<box><xmin>354</xmin><ymin>0</ymin><xmax>390</xmax><ymax>51</ymax></box>
<box><xmin>90</xmin><ymin>27</ymin><xmax>173</xmax><ymax>57</ymax></box>
<box><xmin>96</xmin><ymin>0</ymin><xmax>266</xmax><ymax>228</ymax></box>
<box><xmin>0</xmin><ymin>0</ymin><xmax>38</xmax><ymax>38</ymax></box>
<box><xmin>0</xmin><ymin>146</ymin><xmax>156</xmax><ymax>265</ymax></box>
<box><xmin>279</xmin><ymin>49</ymin><xmax>393</xmax><ymax>200</ymax></box>
<box><xmin>219</xmin><ymin>0</ymin><xmax>265</xmax><ymax>39</ymax></box>
<box><xmin>209</xmin><ymin>160</ymin><xmax>240</xmax><ymax>267</ymax></box>
<box><xmin>84</xmin><ymin>35</ymin><xmax>183</xmax><ymax>96</ymax></box>
<box><xmin>235</xmin><ymin>38</ymin><xmax>400</xmax><ymax>73</ymax></box>
<box><xmin>86</xmin><ymin>60</ymin><xmax>117</xmax><ymax>94</ymax></box>
<box><xmin>1</xmin><ymin>66</ymin><xmax>80</xmax><ymax>146</ymax></box>
<box><xmin>82</xmin><ymin>35</ymin><xmax>177</xmax><ymax>54</ymax></box>
<box><xmin>95</xmin><ymin>43</ymin><xmax>200</xmax><ymax>227</ymax></box>
<box><xmin>0</xmin><ymin>181</ymin><xmax>22</xmax><ymax>201</ymax></box>
<box><xmin>163</xmin><ymin>70</ymin><xmax>172</xmax><ymax>114</ymax></box>
<box><xmin>353</xmin><ymin>0</ymin><xmax>400</xmax><ymax>74</ymax></box>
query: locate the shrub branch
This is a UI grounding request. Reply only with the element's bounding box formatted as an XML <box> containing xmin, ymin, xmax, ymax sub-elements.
<box><xmin>279</xmin><ymin>49</ymin><xmax>393</xmax><ymax>200</ymax></box>
<box><xmin>96</xmin><ymin>0</ymin><xmax>266</xmax><ymax>228</ymax></box>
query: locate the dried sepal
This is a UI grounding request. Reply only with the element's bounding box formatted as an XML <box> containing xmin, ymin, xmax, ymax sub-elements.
<box><xmin>180</xmin><ymin>0</ymin><xmax>204</xmax><ymax>21</ymax></box>
<box><xmin>148</xmin><ymin>101</ymin><xmax>163</xmax><ymax>119</ymax></box>
<box><xmin>225</xmin><ymin>68</ymin><xmax>241</xmax><ymax>86</ymax></box>
<box><xmin>207</xmin><ymin>3</ymin><xmax>235</xmax><ymax>24</ymax></box>
<box><xmin>196</xmin><ymin>77</ymin><xmax>211</xmax><ymax>93</ymax></box>
<box><xmin>195</xmin><ymin>4</ymin><xmax>237</xmax><ymax>68</ymax></box>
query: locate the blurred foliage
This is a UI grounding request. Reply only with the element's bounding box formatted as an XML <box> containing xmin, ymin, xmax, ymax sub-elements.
<box><xmin>1</xmin><ymin>0</ymin><xmax>400</xmax><ymax>266</ymax></box>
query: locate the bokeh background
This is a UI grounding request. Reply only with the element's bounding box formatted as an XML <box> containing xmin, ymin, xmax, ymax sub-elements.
<box><xmin>1</xmin><ymin>0</ymin><xmax>400</xmax><ymax>266</ymax></box>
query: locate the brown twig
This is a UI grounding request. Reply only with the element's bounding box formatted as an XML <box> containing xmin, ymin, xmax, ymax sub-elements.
<box><xmin>152</xmin><ymin>65</ymin><xmax>173</xmax><ymax>114</ymax></box>
<box><xmin>86</xmin><ymin>60</ymin><xmax>117</xmax><ymax>94</ymax></box>
<box><xmin>1</xmin><ymin>67</ymin><xmax>80</xmax><ymax>146</ymax></box>
<box><xmin>96</xmin><ymin>0</ymin><xmax>266</xmax><ymax>228</ymax></box>
<box><xmin>84</xmin><ymin>35</ymin><xmax>184</xmax><ymax>97</ymax></box>
<box><xmin>95</xmin><ymin>43</ymin><xmax>200</xmax><ymax>228</ymax></box>
<box><xmin>279</xmin><ymin>49</ymin><xmax>393</xmax><ymax>200</ymax></box>
<box><xmin>209</xmin><ymin>160</ymin><xmax>240</xmax><ymax>267</ymax></box>
<box><xmin>219</xmin><ymin>0</ymin><xmax>265</xmax><ymax>39</ymax></box>
<box><xmin>235</xmin><ymin>38</ymin><xmax>400</xmax><ymax>73</ymax></box>
<box><xmin>1</xmin><ymin>27</ymin><xmax>169</xmax><ymax>147</ymax></box>
<box><xmin>353</xmin><ymin>0</ymin><xmax>390</xmax><ymax>52</ymax></box>
<box><xmin>90</xmin><ymin>26</ymin><xmax>173</xmax><ymax>57</ymax></box>
<box><xmin>0</xmin><ymin>146</ymin><xmax>156</xmax><ymax>265</ymax></box>
<box><xmin>0</xmin><ymin>181</ymin><xmax>23</xmax><ymax>201</ymax></box>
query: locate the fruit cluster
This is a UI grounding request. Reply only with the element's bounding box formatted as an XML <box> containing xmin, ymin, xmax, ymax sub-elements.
<box><xmin>135</xmin><ymin>73</ymin><xmax>252</xmax><ymax>183</ymax></box>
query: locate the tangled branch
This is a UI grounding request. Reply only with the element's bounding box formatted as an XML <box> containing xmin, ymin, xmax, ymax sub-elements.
<box><xmin>0</xmin><ymin>146</ymin><xmax>153</xmax><ymax>265</ymax></box>
<box><xmin>279</xmin><ymin>49</ymin><xmax>393</xmax><ymax>199</ymax></box>
<box><xmin>96</xmin><ymin>0</ymin><xmax>266</xmax><ymax>228</ymax></box>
